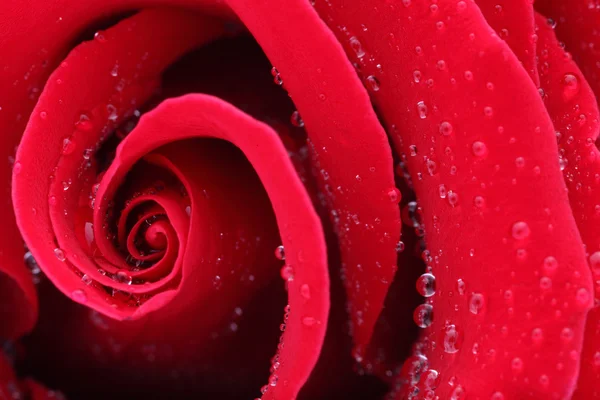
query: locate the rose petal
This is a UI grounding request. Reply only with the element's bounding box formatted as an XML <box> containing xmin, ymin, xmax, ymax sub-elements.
<box><xmin>476</xmin><ymin>0</ymin><xmax>539</xmax><ymax>85</ymax></box>
<box><xmin>535</xmin><ymin>0</ymin><xmax>600</xmax><ymax>101</ymax></box>
<box><xmin>222</xmin><ymin>0</ymin><xmax>402</xmax><ymax>359</ymax></box>
<box><xmin>13</xmin><ymin>8</ymin><xmax>223</xmax><ymax>317</ymax></box>
<box><xmin>534</xmin><ymin>11</ymin><xmax>600</xmax><ymax>399</ymax></box>
<box><xmin>90</xmin><ymin>94</ymin><xmax>328</xmax><ymax>400</ymax></box>
<box><xmin>313</xmin><ymin>1</ymin><xmax>593</xmax><ymax>398</ymax></box>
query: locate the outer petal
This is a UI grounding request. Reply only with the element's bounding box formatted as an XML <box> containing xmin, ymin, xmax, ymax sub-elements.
<box><xmin>534</xmin><ymin>11</ymin><xmax>600</xmax><ymax>399</ymax></box>
<box><xmin>475</xmin><ymin>0</ymin><xmax>539</xmax><ymax>85</ymax></box>
<box><xmin>313</xmin><ymin>0</ymin><xmax>592</xmax><ymax>398</ymax></box>
<box><xmin>535</xmin><ymin>0</ymin><xmax>600</xmax><ymax>102</ymax></box>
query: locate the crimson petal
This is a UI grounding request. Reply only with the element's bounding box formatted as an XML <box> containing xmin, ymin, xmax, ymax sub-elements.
<box><xmin>534</xmin><ymin>11</ymin><xmax>600</xmax><ymax>399</ymax></box>
<box><xmin>475</xmin><ymin>0</ymin><xmax>539</xmax><ymax>85</ymax></box>
<box><xmin>313</xmin><ymin>1</ymin><xmax>593</xmax><ymax>398</ymax></box>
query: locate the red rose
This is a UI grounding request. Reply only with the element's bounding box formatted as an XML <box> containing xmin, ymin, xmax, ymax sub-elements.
<box><xmin>0</xmin><ymin>0</ymin><xmax>598</xmax><ymax>399</ymax></box>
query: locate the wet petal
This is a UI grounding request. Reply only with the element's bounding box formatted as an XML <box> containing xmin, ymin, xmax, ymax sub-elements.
<box><xmin>535</xmin><ymin>10</ymin><xmax>600</xmax><ymax>400</ymax></box>
<box><xmin>313</xmin><ymin>1</ymin><xmax>592</xmax><ymax>398</ymax></box>
<box><xmin>476</xmin><ymin>0</ymin><xmax>539</xmax><ymax>85</ymax></box>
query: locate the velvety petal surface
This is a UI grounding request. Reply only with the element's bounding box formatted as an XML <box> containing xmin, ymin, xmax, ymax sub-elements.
<box><xmin>534</xmin><ymin>10</ymin><xmax>600</xmax><ymax>399</ymax></box>
<box><xmin>313</xmin><ymin>1</ymin><xmax>593</xmax><ymax>398</ymax></box>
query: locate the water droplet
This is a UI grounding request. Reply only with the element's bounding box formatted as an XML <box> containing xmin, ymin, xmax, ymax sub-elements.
<box><xmin>13</xmin><ymin>162</ymin><xmax>22</xmax><ymax>174</ymax></box>
<box><xmin>484</xmin><ymin>106</ymin><xmax>494</xmax><ymax>117</ymax></box>
<box><xmin>75</xmin><ymin>113</ymin><xmax>93</xmax><ymax>131</ymax></box>
<box><xmin>54</xmin><ymin>248</ymin><xmax>66</xmax><ymax>261</ymax></box>
<box><xmin>71</xmin><ymin>289</ymin><xmax>87</xmax><ymax>303</ymax></box>
<box><xmin>39</xmin><ymin>111</ymin><xmax>47</xmax><ymax>119</ymax></box>
<box><xmin>469</xmin><ymin>293</ymin><xmax>485</xmax><ymax>314</ymax></box>
<box><xmin>511</xmin><ymin>357</ymin><xmax>524</xmax><ymax>373</ymax></box>
<box><xmin>543</xmin><ymin>256</ymin><xmax>558</xmax><ymax>275</ymax></box>
<box><xmin>439</xmin><ymin>184</ymin><xmax>447</xmax><ymax>199</ymax></box>
<box><xmin>349</xmin><ymin>36</ymin><xmax>365</xmax><ymax>58</ymax></box>
<box><xmin>473</xmin><ymin>196</ymin><xmax>485</xmax><ymax>208</ymax></box>
<box><xmin>275</xmin><ymin>245</ymin><xmax>285</xmax><ymax>261</ymax></box>
<box><xmin>271</xmin><ymin>67</ymin><xmax>283</xmax><ymax>86</ymax></box>
<box><xmin>302</xmin><ymin>316</ymin><xmax>317</xmax><ymax>326</ymax></box>
<box><xmin>81</xmin><ymin>274</ymin><xmax>93</xmax><ymax>286</ymax></box>
<box><xmin>280</xmin><ymin>265</ymin><xmax>294</xmax><ymax>281</ymax></box>
<box><xmin>83</xmin><ymin>148</ymin><xmax>94</xmax><ymax>160</ymax></box>
<box><xmin>440</xmin><ymin>121</ymin><xmax>453</xmax><ymax>136</ymax></box>
<box><xmin>366</xmin><ymin>75</ymin><xmax>380</xmax><ymax>91</ymax></box>
<box><xmin>444</xmin><ymin>324</ymin><xmax>461</xmax><ymax>353</ymax></box>
<box><xmin>540</xmin><ymin>276</ymin><xmax>552</xmax><ymax>292</ymax></box>
<box><xmin>62</xmin><ymin>137</ymin><xmax>76</xmax><ymax>155</ymax></box>
<box><xmin>416</xmin><ymin>273</ymin><xmax>436</xmax><ymax>297</ymax></box>
<box><xmin>511</xmin><ymin>221</ymin><xmax>530</xmax><ymax>240</ymax></box>
<box><xmin>290</xmin><ymin>111</ymin><xmax>304</xmax><ymax>127</ymax></box>
<box><xmin>387</xmin><ymin>187</ymin><xmax>401</xmax><ymax>203</ymax></box>
<box><xmin>115</xmin><ymin>270</ymin><xmax>132</xmax><ymax>285</ymax></box>
<box><xmin>413</xmin><ymin>303</ymin><xmax>433</xmax><ymax>328</ymax></box>
<box><xmin>413</xmin><ymin>70</ymin><xmax>422</xmax><ymax>83</ymax></box>
<box><xmin>562</xmin><ymin>73</ymin><xmax>580</xmax><ymax>101</ymax></box>
<box><xmin>450</xmin><ymin>384</ymin><xmax>466</xmax><ymax>400</ymax></box>
<box><xmin>396</xmin><ymin>241</ymin><xmax>405</xmax><ymax>253</ymax></box>
<box><xmin>457</xmin><ymin>279</ymin><xmax>466</xmax><ymax>295</ymax></box>
<box><xmin>490</xmin><ymin>391</ymin><xmax>505</xmax><ymax>400</ymax></box>
<box><xmin>300</xmin><ymin>284</ymin><xmax>311</xmax><ymax>299</ymax></box>
<box><xmin>472</xmin><ymin>141</ymin><xmax>487</xmax><ymax>157</ymax></box>
<box><xmin>417</xmin><ymin>101</ymin><xmax>428</xmax><ymax>119</ymax></box>
<box><xmin>447</xmin><ymin>190</ymin><xmax>459</xmax><ymax>207</ymax></box>
<box><xmin>94</xmin><ymin>31</ymin><xmax>106</xmax><ymax>42</ymax></box>
<box><xmin>420</xmin><ymin>369</ymin><xmax>439</xmax><ymax>389</ymax></box>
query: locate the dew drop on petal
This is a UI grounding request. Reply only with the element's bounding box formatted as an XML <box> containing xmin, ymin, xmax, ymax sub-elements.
<box><xmin>511</xmin><ymin>357</ymin><xmax>524</xmax><ymax>374</ymax></box>
<box><xmin>443</xmin><ymin>324</ymin><xmax>461</xmax><ymax>353</ymax></box>
<box><xmin>531</xmin><ymin>328</ymin><xmax>544</xmax><ymax>346</ymax></box>
<box><xmin>115</xmin><ymin>270</ymin><xmax>132</xmax><ymax>285</ymax></box>
<box><xmin>490</xmin><ymin>391</ymin><xmax>505</xmax><ymax>400</ymax></box>
<box><xmin>456</xmin><ymin>279</ymin><xmax>466</xmax><ymax>295</ymax></box>
<box><xmin>511</xmin><ymin>221</ymin><xmax>530</xmax><ymax>240</ymax></box>
<box><xmin>416</xmin><ymin>273</ymin><xmax>436</xmax><ymax>297</ymax></box>
<box><xmin>417</xmin><ymin>101</ymin><xmax>428</xmax><ymax>119</ymax></box>
<box><xmin>540</xmin><ymin>258</ymin><xmax>558</xmax><ymax>279</ymax></box>
<box><xmin>472</xmin><ymin>141</ymin><xmax>487</xmax><ymax>157</ymax></box>
<box><xmin>280</xmin><ymin>265</ymin><xmax>294</xmax><ymax>281</ymax></box>
<box><xmin>447</xmin><ymin>190</ymin><xmax>459</xmax><ymax>207</ymax></box>
<box><xmin>54</xmin><ymin>248</ymin><xmax>66</xmax><ymax>261</ymax></box>
<box><xmin>366</xmin><ymin>75</ymin><xmax>380</xmax><ymax>91</ymax></box>
<box><xmin>562</xmin><ymin>73</ymin><xmax>580</xmax><ymax>101</ymax></box>
<box><xmin>439</xmin><ymin>121</ymin><xmax>453</xmax><ymax>136</ymax></box>
<box><xmin>275</xmin><ymin>245</ymin><xmax>285</xmax><ymax>261</ymax></box>
<box><xmin>469</xmin><ymin>292</ymin><xmax>485</xmax><ymax>314</ymax></box>
<box><xmin>349</xmin><ymin>36</ymin><xmax>365</xmax><ymax>58</ymax></box>
<box><xmin>71</xmin><ymin>289</ymin><xmax>87</xmax><ymax>303</ymax></box>
<box><xmin>450</xmin><ymin>385</ymin><xmax>466</xmax><ymax>400</ymax></box>
<box><xmin>387</xmin><ymin>187</ymin><xmax>401</xmax><ymax>203</ymax></box>
<box><xmin>413</xmin><ymin>304</ymin><xmax>433</xmax><ymax>328</ymax></box>
<box><xmin>300</xmin><ymin>283</ymin><xmax>311</xmax><ymax>300</ymax></box>
<box><xmin>290</xmin><ymin>111</ymin><xmax>304</xmax><ymax>127</ymax></box>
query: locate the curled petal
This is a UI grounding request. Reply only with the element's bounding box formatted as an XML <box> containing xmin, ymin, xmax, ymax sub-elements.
<box><xmin>535</xmin><ymin>11</ymin><xmax>600</xmax><ymax>399</ymax></box>
<box><xmin>314</xmin><ymin>0</ymin><xmax>593</xmax><ymax>398</ymax></box>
